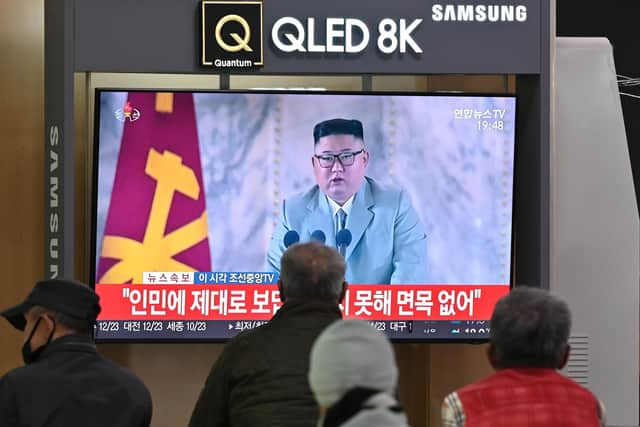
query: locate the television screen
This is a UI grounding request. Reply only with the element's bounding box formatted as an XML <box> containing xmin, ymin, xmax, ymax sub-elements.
<box><xmin>92</xmin><ymin>89</ymin><xmax>515</xmax><ymax>341</ymax></box>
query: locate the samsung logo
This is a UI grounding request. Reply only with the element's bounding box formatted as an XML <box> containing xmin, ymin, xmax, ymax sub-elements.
<box><xmin>432</xmin><ymin>4</ymin><xmax>527</xmax><ymax>22</ymax></box>
<box><xmin>49</xmin><ymin>124</ymin><xmax>60</xmax><ymax>279</ymax></box>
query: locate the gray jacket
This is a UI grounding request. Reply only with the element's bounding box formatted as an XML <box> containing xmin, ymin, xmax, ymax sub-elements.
<box><xmin>337</xmin><ymin>393</ymin><xmax>410</xmax><ymax>427</ymax></box>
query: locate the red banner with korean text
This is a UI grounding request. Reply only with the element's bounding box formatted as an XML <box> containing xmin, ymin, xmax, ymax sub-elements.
<box><xmin>96</xmin><ymin>284</ymin><xmax>510</xmax><ymax>321</ymax></box>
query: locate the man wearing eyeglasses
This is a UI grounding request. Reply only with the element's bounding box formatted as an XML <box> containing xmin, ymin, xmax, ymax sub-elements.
<box><xmin>266</xmin><ymin>118</ymin><xmax>427</xmax><ymax>284</ymax></box>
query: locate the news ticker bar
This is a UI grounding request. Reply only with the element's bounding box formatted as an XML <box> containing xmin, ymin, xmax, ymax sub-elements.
<box><xmin>95</xmin><ymin>283</ymin><xmax>510</xmax><ymax>321</ymax></box>
<box><xmin>142</xmin><ymin>272</ymin><xmax>279</xmax><ymax>285</ymax></box>
<box><xmin>95</xmin><ymin>319</ymin><xmax>491</xmax><ymax>341</ymax></box>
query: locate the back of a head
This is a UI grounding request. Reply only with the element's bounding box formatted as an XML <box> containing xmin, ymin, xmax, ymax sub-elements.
<box><xmin>279</xmin><ymin>241</ymin><xmax>346</xmax><ymax>301</ymax></box>
<box><xmin>490</xmin><ymin>286</ymin><xmax>571</xmax><ymax>369</ymax></box>
<box><xmin>308</xmin><ymin>319</ymin><xmax>398</xmax><ymax>408</ymax></box>
<box><xmin>313</xmin><ymin>118</ymin><xmax>364</xmax><ymax>144</ymax></box>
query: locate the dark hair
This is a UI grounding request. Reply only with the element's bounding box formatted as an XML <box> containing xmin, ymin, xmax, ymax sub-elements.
<box><xmin>33</xmin><ymin>306</ymin><xmax>94</xmax><ymax>335</ymax></box>
<box><xmin>279</xmin><ymin>241</ymin><xmax>346</xmax><ymax>301</ymax></box>
<box><xmin>490</xmin><ymin>286</ymin><xmax>571</xmax><ymax>369</ymax></box>
<box><xmin>313</xmin><ymin>119</ymin><xmax>364</xmax><ymax>145</ymax></box>
<box><xmin>53</xmin><ymin>312</ymin><xmax>94</xmax><ymax>334</ymax></box>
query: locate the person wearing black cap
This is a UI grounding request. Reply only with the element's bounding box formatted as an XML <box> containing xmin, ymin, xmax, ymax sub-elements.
<box><xmin>0</xmin><ymin>278</ymin><xmax>152</xmax><ymax>427</ymax></box>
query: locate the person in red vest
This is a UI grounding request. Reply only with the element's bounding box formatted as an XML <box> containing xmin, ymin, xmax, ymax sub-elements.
<box><xmin>441</xmin><ymin>286</ymin><xmax>606</xmax><ymax>427</ymax></box>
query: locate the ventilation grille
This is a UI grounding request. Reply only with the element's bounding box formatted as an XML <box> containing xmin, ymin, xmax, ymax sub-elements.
<box><xmin>563</xmin><ymin>334</ymin><xmax>590</xmax><ymax>387</ymax></box>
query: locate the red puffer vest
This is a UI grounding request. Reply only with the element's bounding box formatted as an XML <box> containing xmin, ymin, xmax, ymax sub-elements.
<box><xmin>456</xmin><ymin>368</ymin><xmax>601</xmax><ymax>427</ymax></box>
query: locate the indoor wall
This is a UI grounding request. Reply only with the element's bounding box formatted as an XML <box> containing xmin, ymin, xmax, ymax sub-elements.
<box><xmin>0</xmin><ymin>0</ymin><xmax>45</xmax><ymax>375</ymax></box>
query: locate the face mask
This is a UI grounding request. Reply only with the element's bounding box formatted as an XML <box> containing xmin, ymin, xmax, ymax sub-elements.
<box><xmin>22</xmin><ymin>316</ymin><xmax>56</xmax><ymax>364</ymax></box>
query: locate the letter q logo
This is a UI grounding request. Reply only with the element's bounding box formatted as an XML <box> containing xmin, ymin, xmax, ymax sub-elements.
<box><xmin>215</xmin><ymin>14</ymin><xmax>253</xmax><ymax>52</ymax></box>
<box><xmin>201</xmin><ymin>1</ymin><xmax>263</xmax><ymax>68</ymax></box>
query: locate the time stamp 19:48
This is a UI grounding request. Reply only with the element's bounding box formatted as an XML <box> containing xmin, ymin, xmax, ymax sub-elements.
<box><xmin>477</xmin><ymin>120</ymin><xmax>505</xmax><ymax>131</ymax></box>
<box><xmin>452</xmin><ymin>108</ymin><xmax>509</xmax><ymax>131</ymax></box>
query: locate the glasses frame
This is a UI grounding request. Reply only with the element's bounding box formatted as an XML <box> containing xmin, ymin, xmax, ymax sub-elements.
<box><xmin>313</xmin><ymin>149</ymin><xmax>365</xmax><ymax>168</ymax></box>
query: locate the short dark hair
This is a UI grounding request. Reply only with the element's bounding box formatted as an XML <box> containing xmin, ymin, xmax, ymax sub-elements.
<box><xmin>313</xmin><ymin>118</ymin><xmax>364</xmax><ymax>145</ymax></box>
<box><xmin>33</xmin><ymin>306</ymin><xmax>94</xmax><ymax>335</ymax></box>
<box><xmin>53</xmin><ymin>312</ymin><xmax>94</xmax><ymax>334</ymax></box>
<box><xmin>490</xmin><ymin>286</ymin><xmax>571</xmax><ymax>369</ymax></box>
<box><xmin>279</xmin><ymin>242</ymin><xmax>346</xmax><ymax>301</ymax></box>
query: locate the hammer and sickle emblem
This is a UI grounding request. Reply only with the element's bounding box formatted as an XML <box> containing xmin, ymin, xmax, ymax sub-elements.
<box><xmin>215</xmin><ymin>14</ymin><xmax>253</xmax><ymax>52</ymax></box>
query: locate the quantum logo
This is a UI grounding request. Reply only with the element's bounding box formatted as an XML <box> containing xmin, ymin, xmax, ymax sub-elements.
<box><xmin>115</xmin><ymin>101</ymin><xmax>141</xmax><ymax>122</ymax></box>
<box><xmin>201</xmin><ymin>1</ymin><xmax>263</xmax><ymax>68</ymax></box>
<box><xmin>215</xmin><ymin>14</ymin><xmax>253</xmax><ymax>52</ymax></box>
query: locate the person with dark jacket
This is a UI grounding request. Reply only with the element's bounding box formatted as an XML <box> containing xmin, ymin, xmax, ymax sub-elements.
<box><xmin>0</xmin><ymin>278</ymin><xmax>152</xmax><ymax>427</ymax></box>
<box><xmin>189</xmin><ymin>241</ymin><xmax>347</xmax><ymax>427</ymax></box>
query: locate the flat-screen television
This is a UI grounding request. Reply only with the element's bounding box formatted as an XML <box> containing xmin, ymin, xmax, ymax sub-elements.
<box><xmin>91</xmin><ymin>89</ymin><xmax>515</xmax><ymax>341</ymax></box>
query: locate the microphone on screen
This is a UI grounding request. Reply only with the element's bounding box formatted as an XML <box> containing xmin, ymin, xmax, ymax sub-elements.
<box><xmin>283</xmin><ymin>230</ymin><xmax>300</xmax><ymax>248</ymax></box>
<box><xmin>310</xmin><ymin>230</ymin><xmax>326</xmax><ymax>244</ymax></box>
<box><xmin>336</xmin><ymin>229</ymin><xmax>352</xmax><ymax>258</ymax></box>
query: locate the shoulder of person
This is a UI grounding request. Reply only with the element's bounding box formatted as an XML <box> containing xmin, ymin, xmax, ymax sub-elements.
<box><xmin>96</xmin><ymin>354</ymin><xmax>151</xmax><ymax>395</ymax></box>
<box><xmin>0</xmin><ymin>361</ymin><xmax>47</xmax><ymax>384</ymax></box>
<box><xmin>341</xmin><ymin>407</ymin><xmax>410</xmax><ymax>427</ymax></box>
<box><xmin>219</xmin><ymin>322</ymin><xmax>271</xmax><ymax>357</ymax></box>
<box><xmin>365</xmin><ymin>177</ymin><xmax>406</xmax><ymax>205</ymax></box>
<box><xmin>283</xmin><ymin>184</ymin><xmax>321</xmax><ymax>210</ymax></box>
<box><xmin>204</xmin><ymin>323</ymin><xmax>274</xmax><ymax>378</ymax></box>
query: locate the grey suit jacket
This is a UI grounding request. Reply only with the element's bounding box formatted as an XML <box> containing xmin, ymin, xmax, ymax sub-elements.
<box><xmin>266</xmin><ymin>177</ymin><xmax>427</xmax><ymax>284</ymax></box>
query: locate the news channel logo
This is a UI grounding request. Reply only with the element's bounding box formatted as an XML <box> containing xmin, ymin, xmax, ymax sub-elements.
<box><xmin>201</xmin><ymin>1</ymin><xmax>264</xmax><ymax>69</ymax></box>
<box><xmin>114</xmin><ymin>101</ymin><xmax>141</xmax><ymax>123</ymax></box>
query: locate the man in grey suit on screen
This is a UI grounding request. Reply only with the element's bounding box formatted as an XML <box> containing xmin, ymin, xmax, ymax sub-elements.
<box><xmin>266</xmin><ymin>118</ymin><xmax>427</xmax><ymax>284</ymax></box>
